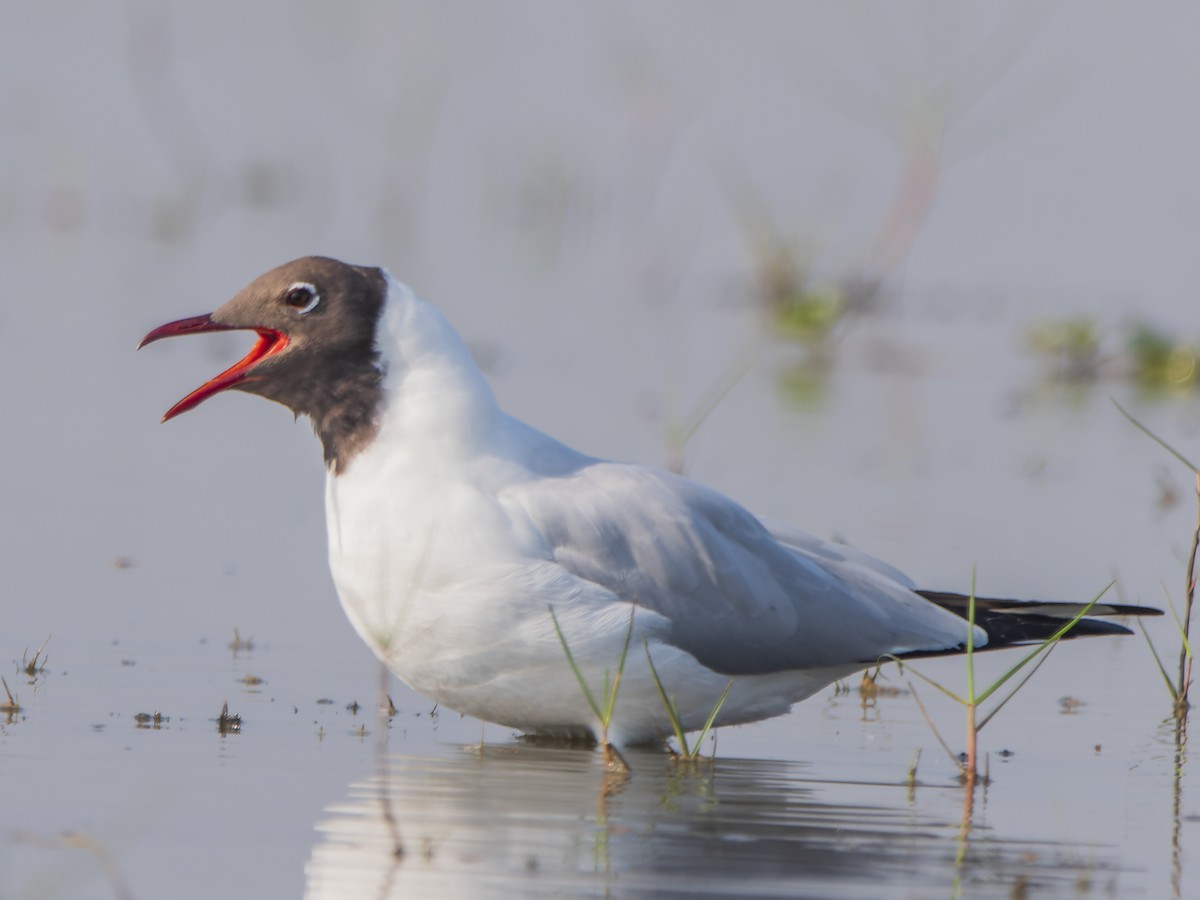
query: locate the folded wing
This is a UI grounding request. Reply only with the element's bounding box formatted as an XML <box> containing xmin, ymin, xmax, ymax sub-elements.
<box><xmin>503</xmin><ymin>461</ymin><xmax>975</xmax><ymax>675</ymax></box>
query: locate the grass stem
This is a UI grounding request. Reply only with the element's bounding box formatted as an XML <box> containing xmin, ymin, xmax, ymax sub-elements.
<box><xmin>550</xmin><ymin>605</ymin><xmax>635</xmax><ymax>753</ymax></box>
<box><xmin>1112</xmin><ymin>399</ymin><xmax>1196</xmax><ymax>714</ymax></box>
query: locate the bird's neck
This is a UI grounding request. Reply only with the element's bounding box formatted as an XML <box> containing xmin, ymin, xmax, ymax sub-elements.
<box><xmin>306</xmin><ymin>358</ymin><xmax>386</xmax><ymax>475</ymax></box>
<box><xmin>358</xmin><ymin>281</ymin><xmax>500</xmax><ymax>469</ymax></box>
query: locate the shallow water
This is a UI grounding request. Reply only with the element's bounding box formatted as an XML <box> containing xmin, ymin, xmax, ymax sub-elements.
<box><xmin>2</xmin><ymin>615</ymin><xmax>1190</xmax><ymax>898</ymax></box>
<box><xmin>3</xmin><ymin>3</ymin><xmax>1199</xmax><ymax>898</ymax></box>
<box><xmin>307</xmin><ymin>746</ymin><xmax>1122</xmax><ymax>899</ymax></box>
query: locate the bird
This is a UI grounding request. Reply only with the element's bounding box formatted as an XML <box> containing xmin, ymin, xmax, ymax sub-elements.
<box><xmin>139</xmin><ymin>256</ymin><xmax>1156</xmax><ymax>748</ymax></box>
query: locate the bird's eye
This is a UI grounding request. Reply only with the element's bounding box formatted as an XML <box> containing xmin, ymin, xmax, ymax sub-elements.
<box><xmin>284</xmin><ymin>282</ymin><xmax>320</xmax><ymax>314</ymax></box>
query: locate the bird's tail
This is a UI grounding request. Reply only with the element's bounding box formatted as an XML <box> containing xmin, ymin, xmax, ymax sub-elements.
<box><xmin>912</xmin><ymin>590</ymin><xmax>1161</xmax><ymax>650</ymax></box>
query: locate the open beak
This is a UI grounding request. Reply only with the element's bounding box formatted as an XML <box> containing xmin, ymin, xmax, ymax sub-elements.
<box><xmin>139</xmin><ymin>314</ymin><xmax>290</xmax><ymax>422</ymax></box>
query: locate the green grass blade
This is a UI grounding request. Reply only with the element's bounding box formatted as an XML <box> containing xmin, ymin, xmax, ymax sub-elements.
<box><xmin>549</xmin><ymin>606</ymin><xmax>603</xmax><ymax>720</ymax></box>
<box><xmin>1112</xmin><ymin>399</ymin><xmax>1200</xmax><ymax>473</ymax></box>
<box><xmin>1163</xmin><ymin>587</ymin><xmax>1196</xmax><ymax>663</ymax></box>
<box><xmin>907</xmin><ymin>681</ymin><xmax>962</xmax><ymax>771</ymax></box>
<box><xmin>973</xmin><ymin>582</ymin><xmax>1111</xmax><ymax>707</ymax></box>
<box><xmin>644</xmin><ymin>641</ymin><xmax>690</xmax><ymax>755</ymax></box>
<box><xmin>667</xmin><ymin>354</ymin><xmax>756</xmax><ymax>459</ymax></box>
<box><xmin>691</xmin><ymin>682</ymin><xmax>733</xmax><ymax>758</ymax></box>
<box><xmin>975</xmin><ymin>640</ymin><xmax>1057</xmax><ymax>732</ymax></box>
<box><xmin>1138</xmin><ymin>617</ymin><xmax>1179</xmax><ymax>701</ymax></box>
<box><xmin>602</xmin><ymin>607</ymin><xmax>637</xmax><ymax>723</ymax></box>
<box><xmin>885</xmin><ymin>656</ymin><xmax>967</xmax><ymax>706</ymax></box>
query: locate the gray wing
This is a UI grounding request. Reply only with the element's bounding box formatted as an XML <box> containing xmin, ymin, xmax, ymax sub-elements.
<box><xmin>760</xmin><ymin>519</ymin><xmax>918</xmax><ymax>589</ymax></box>
<box><xmin>503</xmin><ymin>461</ymin><xmax>973</xmax><ymax>675</ymax></box>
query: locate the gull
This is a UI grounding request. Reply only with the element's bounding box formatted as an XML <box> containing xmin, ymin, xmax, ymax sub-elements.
<box><xmin>139</xmin><ymin>257</ymin><xmax>1151</xmax><ymax>747</ymax></box>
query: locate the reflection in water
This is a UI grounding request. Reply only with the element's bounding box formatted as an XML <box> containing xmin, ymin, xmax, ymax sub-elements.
<box><xmin>1170</xmin><ymin>713</ymin><xmax>1190</xmax><ymax>900</ymax></box>
<box><xmin>304</xmin><ymin>744</ymin><xmax>1120</xmax><ymax>899</ymax></box>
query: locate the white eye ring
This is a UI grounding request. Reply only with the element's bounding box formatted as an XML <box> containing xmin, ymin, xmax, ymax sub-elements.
<box><xmin>284</xmin><ymin>282</ymin><xmax>320</xmax><ymax>314</ymax></box>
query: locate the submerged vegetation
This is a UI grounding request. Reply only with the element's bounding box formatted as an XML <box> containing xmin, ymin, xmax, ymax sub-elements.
<box><xmin>1025</xmin><ymin>316</ymin><xmax>1104</xmax><ymax>382</ymax></box>
<box><xmin>751</xmin><ymin>239</ymin><xmax>858</xmax><ymax>351</ymax></box>
<box><xmin>1127</xmin><ymin>324</ymin><xmax>1200</xmax><ymax>392</ymax></box>
<box><xmin>1026</xmin><ymin>316</ymin><xmax>1200</xmax><ymax>392</ymax></box>
<box><xmin>740</xmin><ymin>214</ymin><xmax>881</xmax><ymax>360</ymax></box>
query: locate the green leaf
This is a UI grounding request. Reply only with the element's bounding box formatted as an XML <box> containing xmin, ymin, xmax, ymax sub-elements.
<box><xmin>549</xmin><ymin>606</ymin><xmax>603</xmax><ymax>721</ymax></box>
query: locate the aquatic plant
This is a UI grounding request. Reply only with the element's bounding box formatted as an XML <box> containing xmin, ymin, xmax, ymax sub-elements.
<box><xmin>744</xmin><ymin>231</ymin><xmax>873</xmax><ymax>353</ymax></box>
<box><xmin>895</xmin><ymin>572</ymin><xmax>1109</xmax><ymax>782</ymax></box>
<box><xmin>1025</xmin><ymin>317</ymin><xmax>1200</xmax><ymax>393</ymax></box>
<box><xmin>643</xmin><ymin>641</ymin><xmax>731</xmax><ymax>762</ymax></box>
<box><xmin>549</xmin><ymin>605</ymin><xmax>635</xmax><ymax>771</ymax></box>
<box><xmin>550</xmin><ymin>607</ymin><xmax>733</xmax><ymax>767</ymax></box>
<box><xmin>22</xmin><ymin>637</ymin><xmax>49</xmax><ymax>678</ymax></box>
<box><xmin>0</xmin><ymin>675</ymin><xmax>20</xmax><ymax>717</ymax></box>
<box><xmin>1025</xmin><ymin>316</ymin><xmax>1104</xmax><ymax>382</ymax></box>
<box><xmin>1113</xmin><ymin>400</ymin><xmax>1196</xmax><ymax>712</ymax></box>
<box><xmin>1126</xmin><ymin>323</ymin><xmax>1200</xmax><ymax>392</ymax></box>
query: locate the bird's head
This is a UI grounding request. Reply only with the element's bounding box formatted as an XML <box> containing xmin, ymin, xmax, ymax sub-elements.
<box><xmin>139</xmin><ymin>256</ymin><xmax>389</xmax><ymax>470</ymax></box>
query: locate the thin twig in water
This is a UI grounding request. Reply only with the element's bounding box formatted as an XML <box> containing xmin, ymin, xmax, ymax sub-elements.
<box><xmin>1176</xmin><ymin>471</ymin><xmax>1198</xmax><ymax>710</ymax></box>
<box><xmin>1111</xmin><ymin>399</ymin><xmax>1200</xmax><ymax>472</ymax></box>
<box><xmin>666</xmin><ymin>355</ymin><xmax>756</xmax><ymax>474</ymax></box>
<box><xmin>908</xmin><ymin>682</ymin><xmax>961</xmax><ymax>772</ymax></box>
<box><xmin>0</xmin><ymin>675</ymin><xmax>19</xmax><ymax>714</ymax></box>
<box><xmin>907</xmin><ymin>748</ymin><xmax>922</xmax><ymax>788</ymax></box>
<box><xmin>376</xmin><ymin>659</ymin><xmax>404</xmax><ymax>859</ymax></box>
<box><xmin>1112</xmin><ymin>399</ymin><xmax>1196</xmax><ymax>713</ymax></box>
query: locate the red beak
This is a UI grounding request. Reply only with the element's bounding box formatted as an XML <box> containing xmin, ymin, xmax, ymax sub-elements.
<box><xmin>139</xmin><ymin>314</ymin><xmax>290</xmax><ymax>421</ymax></box>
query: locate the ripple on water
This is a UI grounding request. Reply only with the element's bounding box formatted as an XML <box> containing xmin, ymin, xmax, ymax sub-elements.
<box><xmin>304</xmin><ymin>743</ymin><xmax>1122</xmax><ymax>899</ymax></box>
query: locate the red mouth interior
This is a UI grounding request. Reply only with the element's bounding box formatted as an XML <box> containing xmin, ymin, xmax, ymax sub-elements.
<box><xmin>139</xmin><ymin>315</ymin><xmax>289</xmax><ymax>421</ymax></box>
<box><xmin>162</xmin><ymin>330</ymin><xmax>289</xmax><ymax>421</ymax></box>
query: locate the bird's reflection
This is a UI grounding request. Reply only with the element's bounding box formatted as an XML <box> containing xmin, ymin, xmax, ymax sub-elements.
<box><xmin>304</xmin><ymin>742</ymin><xmax>1119</xmax><ymax>899</ymax></box>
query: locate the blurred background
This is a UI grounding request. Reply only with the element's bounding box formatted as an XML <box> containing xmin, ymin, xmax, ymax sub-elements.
<box><xmin>3</xmin><ymin>0</ymin><xmax>1199</xmax><ymax>714</ymax></box>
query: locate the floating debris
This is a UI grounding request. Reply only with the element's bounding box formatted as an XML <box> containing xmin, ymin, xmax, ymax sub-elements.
<box><xmin>1</xmin><ymin>676</ymin><xmax>20</xmax><ymax>715</ymax></box>
<box><xmin>1058</xmin><ymin>696</ymin><xmax>1086</xmax><ymax>714</ymax></box>
<box><xmin>22</xmin><ymin>638</ymin><xmax>49</xmax><ymax>677</ymax></box>
<box><xmin>217</xmin><ymin>702</ymin><xmax>241</xmax><ymax>735</ymax></box>
<box><xmin>228</xmin><ymin>629</ymin><xmax>255</xmax><ymax>653</ymax></box>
